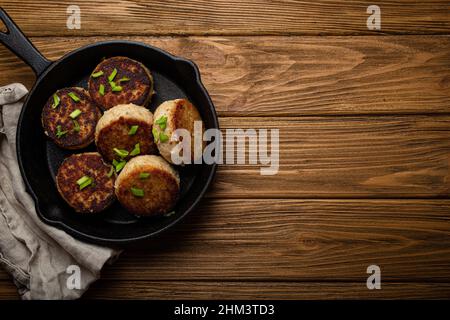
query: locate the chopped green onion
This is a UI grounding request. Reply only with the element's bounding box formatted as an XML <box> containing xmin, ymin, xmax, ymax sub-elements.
<box><xmin>108</xmin><ymin>68</ymin><xmax>117</xmax><ymax>82</ymax></box>
<box><xmin>70</xmin><ymin>109</ymin><xmax>82</xmax><ymax>119</ymax></box>
<box><xmin>130</xmin><ymin>143</ymin><xmax>140</xmax><ymax>156</ymax></box>
<box><xmin>155</xmin><ymin>115</ymin><xmax>167</xmax><ymax>125</ymax></box>
<box><xmin>72</xmin><ymin>119</ymin><xmax>80</xmax><ymax>132</ymax></box>
<box><xmin>52</xmin><ymin>94</ymin><xmax>60</xmax><ymax>109</ymax></box>
<box><xmin>91</xmin><ymin>70</ymin><xmax>104</xmax><ymax>78</ymax></box>
<box><xmin>159</xmin><ymin>132</ymin><xmax>169</xmax><ymax>143</ymax></box>
<box><xmin>118</xmin><ymin>77</ymin><xmax>130</xmax><ymax>83</ymax></box>
<box><xmin>114</xmin><ymin>160</ymin><xmax>127</xmax><ymax>172</ymax></box>
<box><xmin>107</xmin><ymin>166</ymin><xmax>114</xmax><ymax>178</ymax></box>
<box><xmin>111</xmin><ymin>85</ymin><xmax>123</xmax><ymax>92</ymax></box>
<box><xmin>68</xmin><ymin>92</ymin><xmax>80</xmax><ymax>102</ymax></box>
<box><xmin>139</xmin><ymin>172</ymin><xmax>150</xmax><ymax>179</ymax></box>
<box><xmin>77</xmin><ymin>176</ymin><xmax>93</xmax><ymax>190</ymax></box>
<box><xmin>131</xmin><ymin>187</ymin><xmax>144</xmax><ymax>197</ymax></box>
<box><xmin>152</xmin><ymin>127</ymin><xmax>159</xmax><ymax>142</ymax></box>
<box><xmin>128</xmin><ymin>125</ymin><xmax>139</xmax><ymax>135</ymax></box>
<box><xmin>79</xmin><ymin>180</ymin><xmax>92</xmax><ymax>190</ymax></box>
<box><xmin>155</xmin><ymin>115</ymin><xmax>167</xmax><ymax>130</ymax></box>
<box><xmin>56</xmin><ymin>125</ymin><xmax>68</xmax><ymax>138</ymax></box>
<box><xmin>113</xmin><ymin>148</ymin><xmax>129</xmax><ymax>158</ymax></box>
<box><xmin>164</xmin><ymin>210</ymin><xmax>176</xmax><ymax>217</ymax></box>
<box><xmin>77</xmin><ymin>176</ymin><xmax>90</xmax><ymax>185</ymax></box>
<box><xmin>99</xmin><ymin>84</ymin><xmax>105</xmax><ymax>96</ymax></box>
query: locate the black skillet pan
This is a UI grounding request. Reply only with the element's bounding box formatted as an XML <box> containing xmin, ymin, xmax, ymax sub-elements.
<box><xmin>0</xmin><ymin>8</ymin><xmax>218</xmax><ymax>245</ymax></box>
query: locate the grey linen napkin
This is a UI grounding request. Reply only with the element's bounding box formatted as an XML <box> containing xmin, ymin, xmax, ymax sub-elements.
<box><xmin>0</xmin><ymin>83</ymin><xmax>120</xmax><ymax>299</ymax></box>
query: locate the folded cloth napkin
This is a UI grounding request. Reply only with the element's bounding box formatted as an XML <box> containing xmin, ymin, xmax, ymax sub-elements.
<box><xmin>0</xmin><ymin>83</ymin><xmax>120</xmax><ymax>300</ymax></box>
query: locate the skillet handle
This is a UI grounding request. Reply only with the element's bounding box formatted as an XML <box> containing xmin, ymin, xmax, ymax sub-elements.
<box><xmin>0</xmin><ymin>8</ymin><xmax>51</xmax><ymax>76</ymax></box>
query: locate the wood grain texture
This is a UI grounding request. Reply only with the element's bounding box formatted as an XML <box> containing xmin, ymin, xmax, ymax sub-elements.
<box><xmin>2</xmin><ymin>199</ymin><xmax>449</xmax><ymax>286</ymax></box>
<box><xmin>0</xmin><ymin>36</ymin><xmax>449</xmax><ymax>116</ymax></box>
<box><xmin>1</xmin><ymin>1</ymin><xmax>450</xmax><ymax>36</ymax></box>
<box><xmin>95</xmin><ymin>199</ymin><xmax>450</xmax><ymax>281</ymax></box>
<box><xmin>212</xmin><ymin>116</ymin><xmax>450</xmax><ymax>198</ymax></box>
<box><xmin>0</xmin><ymin>281</ymin><xmax>18</xmax><ymax>299</ymax></box>
<box><xmin>83</xmin><ymin>281</ymin><xmax>450</xmax><ymax>299</ymax></box>
<box><xmin>1</xmin><ymin>1</ymin><xmax>449</xmax><ymax>300</ymax></box>
<box><xmin>1</xmin><ymin>280</ymin><xmax>450</xmax><ymax>300</ymax></box>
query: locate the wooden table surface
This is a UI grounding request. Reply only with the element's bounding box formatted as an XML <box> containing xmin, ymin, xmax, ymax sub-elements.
<box><xmin>0</xmin><ymin>0</ymin><xmax>450</xmax><ymax>299</ymax></box>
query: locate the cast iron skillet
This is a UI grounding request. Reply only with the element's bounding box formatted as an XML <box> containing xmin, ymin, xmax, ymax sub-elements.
<box><xmin>0</xmin><ymin>8</ymin><xmax>218</xmax><ymax>245</ymax></box>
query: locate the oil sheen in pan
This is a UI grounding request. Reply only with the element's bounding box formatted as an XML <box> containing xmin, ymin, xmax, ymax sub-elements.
<box><xmin>46</xmin><ymin>68</ymin><xmax>199</xmax><ymax>224</ymax></box>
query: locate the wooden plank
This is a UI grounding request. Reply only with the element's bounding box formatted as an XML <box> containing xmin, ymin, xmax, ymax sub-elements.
<box><xmin>3</xmin><ymin>200</ymin><xmax>449</xmax><ymax>283</ymax></box>
<box><xmin>1</xmin><ymin>279</ymin><xmax>449</xmax><ymax>300</ymax></box>
<box><xmin>0</xmin><ymin>270</ymin><xmax>9</xmax><ymax>280</ymax></box>
<box><xmin>100</xmin><ymin>199</ymin><xmax>450</xmax><ymax>281</ymax></box>
<box><xmin>1</xmin><ymin>199</ymin><xmax>450</xmax><ymax>298</ymax></box>
<box><xmin>84</xmin><ymin>281</ymin><xmax>450</xmax><ymax>299</ymax></box>
<box><xmin>211</xmin><ymin>116</ymin><xmax>450</xmax><ymax>198</ymax></box>
<box><xmin>1</xmin><ymin>1</ymin><xmax>450</xmax><ymax>36</ymax></box>
<box><xmin>0</xmin><ymin>36</ymin><xmax>449</xmax><ymax>116</ymax></box>
<box><xmin>0</xmin><ymin>281</ymin><xmax>18</xmax><ymax>299</ymax></box>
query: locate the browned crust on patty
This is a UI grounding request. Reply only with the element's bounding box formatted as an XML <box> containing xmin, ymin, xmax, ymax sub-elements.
<box><xmin>96</xmin><ymin>117</ymin><xmax>157</xmax><ymax>162</ymax></box>
<box><xmin>154</xmin><ymin>98</ymin><xmax>204</xmax><ymax>164</ymax></box>
<box><xmin>56</xmin><ymin>152</ymin><xmax>116</xmax><ymax>213</ymax></box>
<box><xmin>41</xmin><ymin>87</ymin><xmax>101</xmax><ymax>150</ymax></box>
<box><xmin>171</xmin><ymin>99</ymin><xmax>202</xmax><ymax>133</ymax></box>
<box><xmin>115</xmin><ymin>157</ymin><xmax>179</xmax><ymax>216</ymax></box>
<box><xmin>88</xmin><ymin>56</ymin><xmax>153</xmax><ymax>110</ymax></box>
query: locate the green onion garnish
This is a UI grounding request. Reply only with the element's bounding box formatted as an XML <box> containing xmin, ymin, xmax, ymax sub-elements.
<box><xmin>56</xmin><ymin>125</ymin><xmax>68</xmax><ymax>138</ymax></box>
<box><xmin>130</xmin><ymin>143</ymin><xmax>140</xmax><ymax>156</ymax></box>
<box><xmin>70</xmin><ymin>109</ymin><xmax>82</xmax><ymax>119</ymax></box>
<box><xmin>113</xmin><ymin>159</ymin><xmax>127</xmax><ymax>172</ymax></box>
<box><xmin>131</xmin><ymin>187</ymin><xmax>144</xmax><ymax>197</ymax></box>
<box><xmin>52</xmin><ymin>94</ymin><xmax>60</xmax><ymax>109</ymax></box>
<box><xmin>68</xmin><ymin>92</ymin><xmax>80</xmax><ymax>102</ymax></box>
<box><xmin>108</xmin><ymin>68</ymin><xmax>117</xmax><ymax>82</ymax></box>
<box><xmin>155</xmin><ymin>115</ymin><xmax>167</xmax><ymax>130</ymax></box>
<box><xmin>77</xmin><ymin>176</ymin><xmax>93</xmax><ymax>190</ymax></box>
<box><xmin>159</xmin><ymin>132</ymin><xmax>169</xmax><ymax>143</ymax></box>
<box><xmin>128</xmin><ymin>125</ymin><xmax>139</xmax><ymax>135</ymax></box>
<box><xmin>118</xmin><ymin>77</ymin><xmax>130</xmax><ymax>83</ymax></box>
<box><xmin>77</xmin><ymin>176</ymin><xmax>90</xmax><ymax>185</ymax></box>
<box><xmin>139</xmin><ymin>172</ymin><xmax>150</xmax><ymax>179</ymax></box>
<box><xmin>164</xmin><ymin>210</ymin><xmax>176</xmax><ymax>217</ymax></box>
<box><xmin>72</xmin><ymin>119</ymin><xmax>80</xmax><ymax>132</ymax></box>
<box><xmin>107</xmin><ymin>166</ymin><xmax>114</xmax><ymax>178</ymax></box>
<box><xmin>152</xmin><ymin>127</ymin><xmax>159</xmax><ymax>142</ymax></box>
<box><xmin>99</xmin><ymin>84</ymin><xmax>105</xmax><ymax>96</ymax></box>
<box><xmin>114</xmin><ymin>148</ymin><xmax>129</xmax><ymax>158</ymax></box>
<box><xmin>91</xmin><ymin>70</ymin><xmax>104</xmax><ymax>78</ymax></box>
<box><xmin>111</xmin><ymin>85</ymin><xmax>123</xmax><ymax>92</ymax></box>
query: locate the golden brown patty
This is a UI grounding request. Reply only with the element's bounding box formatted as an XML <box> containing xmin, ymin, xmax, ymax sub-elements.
<box><xmin>56</xmin><ymin>152</ymin><xmax>116</xmax><ymax>213</ymax></box>
<box><xmin>95</xmin><ymin>104</ymin><xmax>157</xmax><ymax>162</ymax></box>
<box><xmin>153</xmin><ymin>98</ymin><xmax>204</xmax><ymax>164</ymax></box>
<box><xmin>88</xmin><ymin>56</ymin><xmax>154</xmax><ymax>110</ymax></box>
<box><xmin>115</xmin><ymin>155</ymin><xmax>180</xmax><ymax>216</ymax></box>
<box><xmin>41</xmin><ymin>87</ymin><xmax>101</xmax><ymax>149</ymax></box>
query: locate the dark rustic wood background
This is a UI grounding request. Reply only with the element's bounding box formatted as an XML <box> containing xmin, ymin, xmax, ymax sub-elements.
<box><xmin>0</xmin><ymin>0</ymin><xmax>449</xmax><ymax>299</ymax></box>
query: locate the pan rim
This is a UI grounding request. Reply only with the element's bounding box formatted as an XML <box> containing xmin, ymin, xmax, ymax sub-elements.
<box><xmin>16</xmin><ymin>40</ymin><xmax>219</xmax><ymax>245</ymax></box>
